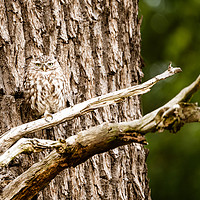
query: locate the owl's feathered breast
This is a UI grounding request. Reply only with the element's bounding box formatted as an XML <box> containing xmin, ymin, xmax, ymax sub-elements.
<box><xmin>25</xmin><ymin>68</ymin><xmax>66</xmax><ymax>116</ymax></box>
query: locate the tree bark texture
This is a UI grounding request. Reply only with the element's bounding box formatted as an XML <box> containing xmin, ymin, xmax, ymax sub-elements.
<box><xmin>0</xmin><ymin>0</ymin><xmax>151</xmax><ymax>199</ymax></box>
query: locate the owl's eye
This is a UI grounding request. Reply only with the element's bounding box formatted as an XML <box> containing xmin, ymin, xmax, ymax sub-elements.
<box><xmin>35</xmin><ymin>63</ymin><xmax>41</xmax><ymax>67</ymax></box>
<box><xmin>48</xmin><ymin>63</ymin><xmax>54</xmax><ymax>66</ymax></box>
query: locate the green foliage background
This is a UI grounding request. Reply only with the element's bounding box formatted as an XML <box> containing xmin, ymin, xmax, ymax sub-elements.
<box><xmin>139</xmin><ymin>0</ymin><xmax>200</xmax><ymax>199</ymax></box>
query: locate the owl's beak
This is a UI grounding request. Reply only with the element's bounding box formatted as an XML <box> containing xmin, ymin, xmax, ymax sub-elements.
<box><xmin>42</xmin><ymin>65</ymin><xmax>46</xmax><ymax>72</ymax></box>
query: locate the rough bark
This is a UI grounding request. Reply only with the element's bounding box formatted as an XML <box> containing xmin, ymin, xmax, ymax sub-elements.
<box><xmin>0</xmin><ymin>0</ymin><xmax>151</xmax><ymax>200</ymax></box>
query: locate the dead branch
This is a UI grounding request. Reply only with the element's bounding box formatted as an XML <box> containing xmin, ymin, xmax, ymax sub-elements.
<box><xmin>1</xmin><ymin>74</ymin><xmax>199</xmax><ymax>200</ymax></box>
<box><xmin>0</xmin><ymin>138</ymin><xmax>63</xmax><ymax>166</ymax></box>
<box><xmin>135</xmin><ymin>74</ymin><xmax>200</xmax><ymax>133</ymax></box>
<box><xmin>0</xmin><ymin>66</ymin><xmax>181</xmax><ymax>153</ymax></box>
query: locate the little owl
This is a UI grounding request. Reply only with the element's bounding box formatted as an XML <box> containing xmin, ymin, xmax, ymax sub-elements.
<box><xmin>24</xmin><ymin>55</ymin><xmax>67</xmax><ymax>120</ymax></box>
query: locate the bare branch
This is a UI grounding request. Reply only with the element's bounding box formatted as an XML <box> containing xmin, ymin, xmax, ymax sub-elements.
<box><xmin>4</xmin><ymin>101</ymin><xmax>198</xmax><ymax>168</ymax></box>
<box><xmin>0</xmin><ymin>138</ymin><xmax>63</xmax><ymax>166</ymax></box>
<box><xmin>166</xmin><ymin>75</ymin><xmax>200</xmax><ymax>105</ymax></box>
<box><xmin>1</xmin><ymin>104</ymin><xmax>199</xmax><ymax>199</ymax></box>
<box><xmin>1</xmin><ymin>74</ymin><xmax>199</xmax><ymax>199</ymax></box>
<box><xmin>0</xmin><ymin>66</ymin><xmax>182</xmax><ymax>153</ymax></box>
<box><xmin>133</xmin><ymin>75</ymin><xmax>200</xmax><ymax>133</ymax></box>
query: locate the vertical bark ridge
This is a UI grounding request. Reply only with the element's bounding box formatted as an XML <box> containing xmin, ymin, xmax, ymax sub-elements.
<box><xmin>0</xmin><ymin>0</ymin><xmax>151</xmax><ymax>199</ymax></box>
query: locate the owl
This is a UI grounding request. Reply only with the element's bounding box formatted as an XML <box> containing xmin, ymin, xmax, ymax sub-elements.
<box><xmin>24</xmin><ymin>55</ymin><xmax>67</xmax><ymax>120</ymax></box>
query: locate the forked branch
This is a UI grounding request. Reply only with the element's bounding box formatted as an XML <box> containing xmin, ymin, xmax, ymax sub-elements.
<box><xmin>0</xmin><ymin>66</ymin><xmax>182</xmax><ymax>153</ymax></box>
<box><xmin>0</xmin><ymin>75</ymin><xmax>199</xmax><ymax>167</ymax></box>
<box><xmin>1</xmin><ymin>74</ymin><xmax>199</xmax><ymax>200</ymax></box>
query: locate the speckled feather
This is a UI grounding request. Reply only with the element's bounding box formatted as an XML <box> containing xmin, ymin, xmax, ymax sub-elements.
<box><xmin>24</xmin><ymin>56</ymin><xmax>67</xmax><ymax>116</ymax></box>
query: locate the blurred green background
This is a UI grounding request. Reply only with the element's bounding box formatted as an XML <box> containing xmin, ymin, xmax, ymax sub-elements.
<box><xmin>139</xmin><ymin>0</ymin><xmax>200</xmax><ymax>199</ymax></box>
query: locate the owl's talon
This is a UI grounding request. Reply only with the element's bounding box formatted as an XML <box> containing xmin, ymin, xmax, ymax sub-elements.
<box><xmin>43</xmin><ymin>111</ymin><xmax>53</xmax><ymax>122</ymax></box>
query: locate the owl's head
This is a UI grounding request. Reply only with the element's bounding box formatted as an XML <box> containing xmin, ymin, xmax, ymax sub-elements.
<box><xmin>29</xmin><ymin>55</ymin><xmax>61</xmax><ymax>72</ymax></box>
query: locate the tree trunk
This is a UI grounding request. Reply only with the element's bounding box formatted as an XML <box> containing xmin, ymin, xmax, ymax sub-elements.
<box><xmin>0</xmin><ymin>0</ymin><xmax>151</xmax><ymax>199</ymax></box>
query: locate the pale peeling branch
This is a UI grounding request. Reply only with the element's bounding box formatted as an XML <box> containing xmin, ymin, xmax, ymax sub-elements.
<box><xmin>135</xmin><ymin>74</ymin><xmax>200</xmax><ymax>133</ymax></box>
<box><xmin>1</xmin><ymin>102</ymin><xmax>199</xmax><ymax>168</ymax></box>
<box><xmin>1</xmin><ymin>75</ymin><xmax>199</xmax><ymax>199</ymax></box>
<box><xmin>1</xmin><ymin>94</ymin><xmax>200</xmax><ymax>200</ymax></box>
<box><xmin>0</xmin><ymin>75</ymin><xmax>199</xmax><ymax>169</ymax></box>
<box><xmin>0</xmin><ymin>138</ymin><xmax>63</xmax><ymax>166</ymax></box>
<box><xmin>0</xmin><ymin>66</ymin><xmax>181</xmax><ymax>153</ymax></box>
